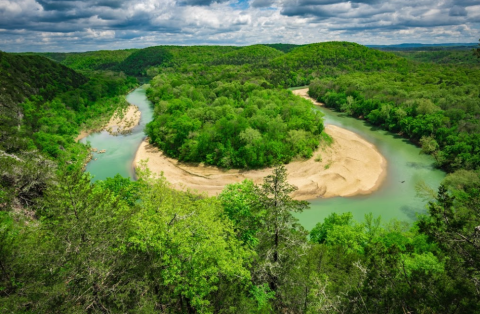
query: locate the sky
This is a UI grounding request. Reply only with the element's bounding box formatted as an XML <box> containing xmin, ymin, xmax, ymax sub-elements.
<box><xmin>0</xmin><ymin>0</ymin><xmax>479</xmax><ymax>52</ymax></box>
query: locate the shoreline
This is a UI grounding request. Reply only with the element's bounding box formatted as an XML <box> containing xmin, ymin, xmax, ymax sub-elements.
<box><xmin>133</xmin><ymin>124</ymin><xmax>387</xmax><ymax>200</ymax></box>
<box><xmin>75</xmin><ymin>85</ymin><xmax>144</xmax><ymax>142</ymax></box>
<box><xmin>291</xmin><ymin>88</ymin><xmax>325</xmax><ymax>106</ymax></box>
<box><xmin>131</xmin><ymin>86</ymin><xmax>387</xmax><ymax>200</ymax></box>
<box><xmin>75</xmin><ymin>104</ymin><xmax>142</xmax><ymax>141</ymax></box>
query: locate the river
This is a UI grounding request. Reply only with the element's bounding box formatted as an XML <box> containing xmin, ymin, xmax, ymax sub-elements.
<box><xmin>82</xmin><ymin>86</ymin><xmax>445</xmax><ymax>229</ymax></box>
<box><xmin>81</xmin><ymin>87</ymin><xmax>154</xmax><ymax>181</ymax></box>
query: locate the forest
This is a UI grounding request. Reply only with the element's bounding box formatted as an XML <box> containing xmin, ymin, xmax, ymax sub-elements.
<box><xmin>0</xmin><ymin>42</ymin><xmax>479</xmax><ymax>313</ymax></box>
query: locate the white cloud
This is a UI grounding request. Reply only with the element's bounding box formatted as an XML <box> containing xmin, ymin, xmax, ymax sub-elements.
<box><xmin>0</xmin><ymin>0</ymin><xmax>478</xmax><ymax>51</ymax></box>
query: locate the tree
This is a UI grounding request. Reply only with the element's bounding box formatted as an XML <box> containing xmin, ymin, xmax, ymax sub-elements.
<box><xmin>244</xmin><ymin>166</ymin><xmax>310</xmax><ymax>312</ymax></box>
<box><xmin>418</xmin><ymin>184</ymin><xmax>480</xmax><ymax>304</ymax></box>
<box><xmin>126</xmin><ymin>165</ymin><xmax>253</xmax><ymax>313</ymax></box>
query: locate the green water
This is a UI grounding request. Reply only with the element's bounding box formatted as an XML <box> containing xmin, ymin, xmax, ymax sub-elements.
<box><xmin>81</xmin><ymin>87</ymin><xmax>154</xmax><ymax>181</ymax></box>
<box><xmin>294</xmin><ymin>106</ymin><xmax>445</xmax><ymax>230</ymax></box>
<box><xmin>82</xmin><ymin>86</ymin><xmax>445</xmax><ymax>229</ymax></box>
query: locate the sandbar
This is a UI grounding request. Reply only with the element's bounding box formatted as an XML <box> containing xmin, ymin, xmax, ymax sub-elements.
<box><xmin>76</xmin><ymin>105</ymin><xmax>141</xmax><ymax>141</ymax></box>
<box><xmin>134</xmin><ymin>87</ymin><xmax>387</xmax><ymax>200</ymax></box>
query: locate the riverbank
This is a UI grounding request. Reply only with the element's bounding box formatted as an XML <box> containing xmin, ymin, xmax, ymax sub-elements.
<box><xmin>292</xmin><ymin>88</ymin><xmax>324</xmax><ymax>106</ymax></box>
<box><xmin>76</xmin><ymin>104</ymin><xmax>141</xmax><ymax>141</ymax></box>
<box><xmin>134</xmin><ymin>124</ymin><xmax>386</xmax><ymax>200</ymax></box>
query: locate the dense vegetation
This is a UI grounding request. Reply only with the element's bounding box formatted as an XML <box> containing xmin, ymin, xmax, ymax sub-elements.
<box><xmin>308</xmin><ymin>58</ymin><xmax>480</xmax><ymax>172</ymax></box>
<box><xmin>0</xmin><ymin>51</ymin><xmax>87</xmax><ymax>108</ymax></box>
<box><xmin>1</xmin><ymin>42</ymin><xmax>480</xmax><ymax>313</ymax></box>
<box><xmin>144</xmin><ymin>42</ymin><xmax>413</xmax><ymax>168</ymax></box>
<box><xmin>146</xmin><ymin>73</ymin><xmax>323</xmax><ymax>168</ymax></box>
<box><xmin>210</xmin><ymin>45</ymin><xmax>284</xmax><ymax>66</ymax></box>
<box><xmin>264</xmin><ymin>43</ymin><xmax>302</xmax><ymax>53</ymax></box>
<box><xmin>391</xmin><ymin>49</ymin><xmax>479</xmax><ymax>65</ymax></box>
<box><xmin>116</xmin><ymin>47</ymin><xmax>174</xmax><ymax>76</ymax></box>
<box><xmin>1</xmin><ymin>52</ymin><xmax>136</xmax><ymax>209</ymax></box>
<box><xmin>23</xmin><ymin>50</ymin><xmax>137</xmax><ymax>71</ymax></box>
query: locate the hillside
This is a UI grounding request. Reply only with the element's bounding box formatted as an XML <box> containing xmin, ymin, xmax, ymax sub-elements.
<box><xmin>263</xmin><ymin>43</ymin><xmax>302</xmax><ymax>53</ymax></box>
<box><xmin>116</xmin><ymin>46</ymin><xmax>241</xmax><ymax>76</ymax></box>
<box><xmin>266</xmin><ymin>41</ymin><xmax>412</xmax><ymax>86</ymax></box>
<box><xmin>0</xmin><ymin>51</ymin><xmax>87</xmax><ymax>107</ymax></box>
<box><xmin>210</xmin><ymin>45</ymin><xmax>284</xmax><ymax>65</ymax></box>
<box><xmin>0</xmin><ymin>51</ymin><xmax>136</xmax><ymax>157</ymax></box>
<box><xmin>22</xmin><ymin>50</ymin><xmax>137</xmax><ymax>71</ymax></box>
<box><xmin>115</xmin><ymin>46</ymin><xmax>174</xmax><ymax>76</ymax></box>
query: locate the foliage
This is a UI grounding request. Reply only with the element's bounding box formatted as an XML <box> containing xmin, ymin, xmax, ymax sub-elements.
<box><xmin>393</xmin><ymin>49</ymin><xmax>480</xmax><ymax>65</ymax></box>
<box><xmin>476</xmin><ymin>39</ymin><xmax>480</xmax><ymax>59</ymax></box>
<box><xmin>2</xmin><ymin>41</ymin><xmax>480</xmax><ymax>313</ymax></box>
<box><xmin>418</xmin><ymin>182</ymin><xmax>480</xmax><ymax>305</ymax></box>
<box><xmin>20</xmin><ymin>71</ymin><xmax>136</xmax><ymax>159</ymax></box>
<box><xmin>0</xmin><ymin>167</ymin><xmax>254</xmax><ymax>313</ymax></box>
<box><xmin>263</xmin><ymin>44</ymin><xmax>303</xmax><ymax>53</ymax></box>
<box><xmin>146</xmin><ymin>74</ymin><xmax>324</xmax><ymax>168</ymax></box>
<box><xmin>308</xmin><ymin>62</ymin><xmax>480</xmax><ymax>172</ymax></box>
<box><xmin>267</xmin><ymin>41</ymin><xmax>410</xmax><ymax>87</ymax></box>
<box><xmin>0</xmin><ymin>51</ymin><xmax>87</xmax><ymax>108</ymax></box>
<box><xmin>116</xmin><ymin>46</ymin><xmax>174</xmax><ymax>76</ymax></box>
<box><xmin>211</xmin><ymin>45</ymin><xmax>284</xmax><ymax>66</ymax></box>
<box><xmin>26</xmin><ymin>49</ymin><xmax>137</xmax><ymax>71</ymax></box>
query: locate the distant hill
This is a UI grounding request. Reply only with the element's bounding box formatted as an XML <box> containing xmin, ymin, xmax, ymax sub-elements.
<box><xmin>115</xmin><ymin>47</ymin><xmax>174</xmax><ymax>76</ymax></box>
<box><xmin>368</xmin><ymin>43</ymin><xmax>477</xmax><ymax>51</ymax></box>
<box><xmin>211</xmin><ymin>45</ymin><xmax>284</xmax><ymax>65</ymax></box>
<box><xmin>367</xmin><ymin>43</ymin><xmax>479</xmax><ymax>64</ymax></box>
<box><xmin>21</xmin><ymin>50</ymin><xmax>138</xmax><ymax>71</ymax></box>
<box><xmin>116</xmin><ymin>46</ymin><xmax>240</xmax><ymax>76</ymax></box>
<box><xmin>263</xmin><ymin>44</ymin><xmax>303</xmax><ymax>53</ymax></box>
<box><xmin>267</xmin><ymin>41</ymin><xmax>410</xmax><ymax>86</ymax></box>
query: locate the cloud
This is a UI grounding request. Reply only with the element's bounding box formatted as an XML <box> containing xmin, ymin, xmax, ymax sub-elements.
<box><xmin>450</xmin><ymin>5</ymin><xmax>467</xmax><ymax>16</ymax></box>
<box><xmin>0</xmin><ymin>0</ymin><xmax>478</xmax><ymax>52</ymax></box>
<box><xmin>251</xmin><ymin>0</ymin><xmax>275</xmax><ymax>8</ymax></box>
<box><xmin>178</xmin><ymin>0</ymin><xmax>229</xmax><ymax>6</ymax></box>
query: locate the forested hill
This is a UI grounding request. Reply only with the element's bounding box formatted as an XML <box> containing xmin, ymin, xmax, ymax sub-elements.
<box><xmin>22</xmin><ymin>49</ymin><xmax>137</xmax><ymax>71</ymax></box>
<box><xmin>267</xmin><ymin>41</ymin><xmax>410</xmax><ymax>86</ymax></box>
<box><xmin>0</xmin><ymin>50</ymin><xmax>136</xmax><ymax>158</ymax></box>
<box><xmin>263</xmin><ymin>43</ymin><xmax>303</xmax><ymax>53</ymax></box>
<box><xmin>0</xmin><ymin>51</ymin><xmax>87</xmax><ymax>108</ymax></box>
<box><xmin>211</xmin><ymin>45</ymin><xmax>284</xmax><ymax>65</ymax></box>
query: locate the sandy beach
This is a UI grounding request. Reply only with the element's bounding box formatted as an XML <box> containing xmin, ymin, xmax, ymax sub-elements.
<box><xmin>76</xmin><ymin>105</ymin><xmax>141</xmax><ymax>141</ymax></box>
<box><xmin>134</xmin><ymin>87</ymin><xmax>387</xmax><ymax>200</ymax></box>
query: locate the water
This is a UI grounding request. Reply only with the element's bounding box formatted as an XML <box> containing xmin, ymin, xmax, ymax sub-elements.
<box><xmin>81</xmin><ymin>87</ymin><xmax>154</xmax><ymax>181</ymax></box>
<box><xmin>82</xmin><ymin>86</ymin><xmax>445</xmax><ymax>229</ymax></box>
<box><xmin>294</xmin><ymin>106</ymin><xmax>445</xmax><ymax>229</ymax></box>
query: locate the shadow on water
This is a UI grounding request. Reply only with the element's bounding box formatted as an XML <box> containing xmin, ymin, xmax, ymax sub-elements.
<box><xmin>406</xmin><ymin>161</ymin><xmax>436</xmax><ymax>170</ymax></box>
<box><xmin>400</xmin><ymin>204</ymin><xmax>427</xmax><ymax>221</ymax></box>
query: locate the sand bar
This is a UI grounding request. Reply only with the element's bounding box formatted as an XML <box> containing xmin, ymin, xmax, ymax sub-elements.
<box><xmin>76</xmin><ymin>105</ymin><xmax>141</xmax><ymax>141</ymax></box>
<box><xmin>134</xmin><ymin>88</ymin><xmax>386</xmax><ymax>200</ymax></box>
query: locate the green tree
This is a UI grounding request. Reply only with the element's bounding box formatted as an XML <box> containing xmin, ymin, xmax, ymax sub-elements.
<box><xmin>246</xmin><ymin>166</ymin><xmax>311</xmax><ymax>311</ymax></box>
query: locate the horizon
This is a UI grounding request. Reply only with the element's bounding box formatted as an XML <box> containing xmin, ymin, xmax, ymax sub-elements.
<box><xmin>1</xmin><ymin>0</ymin><xmax>479</xmax><ymax>52</ymax></box>
<box><xmin>5</xmin><ymin>41</ymin><xmax>479</xmax><ymax>54</ymax></box>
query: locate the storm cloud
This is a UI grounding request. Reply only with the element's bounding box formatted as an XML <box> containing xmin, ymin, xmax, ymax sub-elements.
<box><xmin>0</xmin><ymin>0</ymin><xmax>478</xmax><ymax>52</ymax></box>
